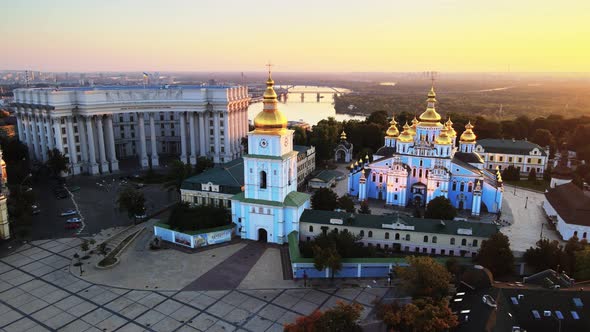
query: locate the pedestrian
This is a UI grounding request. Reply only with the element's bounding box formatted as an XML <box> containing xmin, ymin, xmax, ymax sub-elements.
<box><xmin>387</xmin><ymin>276</ymin><xmax>391</xmax><ymax>287</ymax></box>
<box><xmin>303</xmin><ymin>270</ymin><xmax>308</xmax><ymax>287</ymax></box>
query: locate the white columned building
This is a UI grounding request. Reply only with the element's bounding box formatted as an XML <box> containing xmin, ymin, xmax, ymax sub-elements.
<box><xmin>12</xmin><ymin>85</ymin><xmax>249</xmax><ymax>175</ymax></box>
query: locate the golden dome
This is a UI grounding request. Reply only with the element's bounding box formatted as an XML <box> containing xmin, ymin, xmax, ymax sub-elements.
<box><xmin>435</xmin><ymin>127</ymin><xmax>452</xmax><ymax>145</ymax></box>
<box><xmin>253</xmin><ymin>71</ymin><xmax>287</xmax><ymax>134</ymax></box>
<box><xmin>398</xmin><ymin>122</ymin><xmax>414</xmax><ymax>143</ymax></box>
<box><xmin>459</xmin><ymin>121</ymin><xmax>477</xmax><ymax>142</ymax></box>
<box><xmin>418</xmin><ymin>86</ymin><xmax>442</xmax><ymax>123</ymax></box>
<box><xmin>408</xmin><ymin>117</ymin><xmax>418</xmax><ymax>136</ymax></box>
<box><xmin>445</xmin><ymin>118</ymin><xmax>457</xmax><ymax>137</ymax></box>
<box><xmin>385</xmin><ymin>118</ymin><xmax>399</xmax><ymax>137</ymax></box>
<box><xmin>340</xmin><ymin>131</ymin><xmax>347</xmax><ymax>140</ymax></box>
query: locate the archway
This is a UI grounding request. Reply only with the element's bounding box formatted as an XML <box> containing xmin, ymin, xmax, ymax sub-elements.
<box><xmin>458</xmin><ymin>200</ymin><xmax>464</xmax><ymax>210</ymax></box>
<box><xmin>258</xmin><ymin>228</ymin><xmax>268</xmax><ymax>243</ymax></box>
<box><xmin>413</xmin><ymin>195</ymin><xmax>422</xmax><ymax>207</ymax></box>
<box><xmin>336</xmin><ymin>150</ymin><xmax>346</xmax><ymax>163</ymax></box>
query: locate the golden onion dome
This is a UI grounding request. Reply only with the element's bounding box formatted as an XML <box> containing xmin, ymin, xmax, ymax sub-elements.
<box><xmin>398</xmin><ymin>122</ymin><xmax>414</xmax><ymax>143</ymax></box>
<box><xmin>408</xmin><ymin>117</ymin><xmax>418</xmax><ymax>136</ymax></box>
<box><xmin>459</xmin><ymin>121</ymin><xmax>477</xmax><ymax>142</ymax></box>
<box><xmin>385</xmin><ymin>117</ymin><xmax>399</xmax><ymax>137</ymax></box>
<box><xmin>418</xmin><ymin>86</ymin><xmax>442</xmax><ymax>124</ymax></box>
<box><xmin>435</xmin><ymin>127</ymin><xmax>453</xmax><ymax>145</ymax></box>
<box><xmin>340</xmin><ymin>131</ymin><xmax>347</xmax><ymax>140</ymax></box>
<box><xmin>253</xmin><ymin>71</ymin><xmax>287</xmax><ymax>133</ymax></box>
<box><xmin>445</xmin><ymin>118</ymin><xmax>457</xmax><ymax>137</ymax></box>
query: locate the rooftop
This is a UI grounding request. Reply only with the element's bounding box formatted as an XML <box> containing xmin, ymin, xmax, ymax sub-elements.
<box><xmin>181</xmin><ymin>158</ymin><xmax>244</xmax><ymax>194</ymax></box>
<box><xmin>299</xmin><ymin>209</ymin><xmax>499</xmax><ymax>238</ymax></box>
<box><xmin>477</xmin><ymin>138</ymin><xmax>547</xmax><ymax>156</ymax></box>
<box><xmin>545</xmin><ymin>182</ymin><xmax>590</xmax><ymax>227</ymax></box>
<box><xmin>15</xmin><ymin>84</ymin><xmax>238</xmax><ymax>92</ymax></box>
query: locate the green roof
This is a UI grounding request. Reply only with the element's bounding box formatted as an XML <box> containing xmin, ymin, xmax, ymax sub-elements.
<box><xmin>181</xmin><ymin>158</ymin><xmax>244</xmax><ymax>194</ymax></box>
<box><xmin>232</xmin><ymin>191</ymin><xmax>310</xmax><ymax>208</ymax></box>
<box><xmin>245</xmin><ymin>151</ymin><xmax>299</xmax><ymax>161</ymax></box>
<box><xmin>299</xmin><ymin>209</ymin><xmax>498</xmax><ymax>238</ymax></box>
<box><xmin>310</xmin><ymin>170</ymin><xmax>342</xmax><ymax>183</ymax></box>
<box><xmin>476</xmin><ymin>138</ymin><xmax>547</xmax><ymax>156</ymax></box>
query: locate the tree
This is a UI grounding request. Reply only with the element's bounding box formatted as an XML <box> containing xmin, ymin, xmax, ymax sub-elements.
<box><xmin>531</xmin><ymin>128</ymin><xmax>556</xmax><ymax>150</ymax></box>
<box><xmin>396</xmin><ymin>256</ymin><xmax>451</xmax><ymax>299</ymax></box>
<box><xmin>337</xmin><ymin>195</ymin><xmax>355</xmax><ymax>213</ymax></box>
<box><xmin>117</xmin><ymin>187</ymin><xmax>146</xmax><ymax>221</ymax></box>
<box><xmin>358</xmin><ymin>200</ymin><xmax>371</xmax><ymax>214</ymax></box>
<box><xmin>377</xmin><ymin>298</ymin><xmax>458</xmax><ymax>332</ymax></box>
<box><xmin>301</xmin><ymin>229</ymin><xmax>371</xmax><ymax>259</ymax></box>
<box><xmin>528</xmin><ymin>168</ymin><xmax>538</xmax><ymax>182</ymax></box>
<box><xmin>194</xmin><ymin>157</ymin><xmax>214</xmax><ymax>174</ymax></box>
<box><xmin>313</xmin><ymin>245</ymin><xmax>342</xmax><ymax>280</ymax></box>
<box><xmin>293</xmin><ymin>126</ymin><xmax>308</xmax><ymax>146</ymax></box>
<box><xmin>574</xmin><ymin>248</ymin><xmax>590</xmax><ymax>280</ymax></box>
<box><xmin>425</xmin><ymin>196</ymin><xmax>457</xmax><ymax>220</ymax></box>
<box><xmin>46</xmin><ymin>148</ymin><xmax>69</xmax><ymax>176</ymax></box>
<box><xmin>476</xmin><ymin>232</ymin><xmax>514</xmax><ymax>277</ymax></box>
<box><xmin>168</xmin><ymin>203</ymin><xmax>231</xmax><ymax>231</ymax></box>
<box><xmin>311</xmin><ymin>188</ymin><xmax>338</xmax><ymax>211</ymax></box>
<box><xmin>502</xmin><ymin>165</ymin><xmax>521</xmax><ymax>181</ymax></box>
<box><xmin>284</xmin><ymin>301</ymin><xmax>363</xmax><ymax>332</ymax></box>
<box><xmin>164</xmin><ymin>160</ymin><xmax>194</xmax><ymax>192</ymax></box>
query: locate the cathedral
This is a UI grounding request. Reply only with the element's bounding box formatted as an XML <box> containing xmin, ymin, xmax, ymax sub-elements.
<box><xmin>231</xmin><ymin>71</ymin><xmax>311</xmax><ymax>244</ymax></box>
<box><xmin>348</xmin><ymin>87</ymin><xmax>504</xmax><ymax>216</ymax></box>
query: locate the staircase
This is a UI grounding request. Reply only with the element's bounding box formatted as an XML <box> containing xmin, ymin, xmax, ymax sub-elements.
<box><xmin>280</xmin><ymin>245</ymin><xmax>294</xmax><ymax>280</ymax></box>
<box><xmin>101</xmin><ymin>223</ymin><xmax>146</xmax><ymax>254</ymax></box>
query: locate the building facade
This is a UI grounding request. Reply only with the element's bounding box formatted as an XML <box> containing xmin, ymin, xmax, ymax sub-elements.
<box><xmin>12</xmin><ymin>85</ymin><xmax>250</xmax><ymax>174</ymax></box>
<box><xmin>544</xmin><ymin>181</ymin><xmax>590</xmax><ymax>241</ymax></box>
<box><xmin>299</xmin><ymin>210</ymin><xmax>498</xmax><ymax>257</ymax></box>
<box><xmin>231</xmin><ymin>72</ymin><xmax>310</xmax><ymax>244</ymax></box>
<box><xmin>293</xmin><ymin>145</ymin><xmax>316</xmax><ymax>187</ymax></box>
<box><xmin>0</xmin><ymin>146</ymin><xmax>8</xmax><ymax>240</ymax></box>
<box><xmin>334</xmin><ymin>131</ymin><xmax>353</xmax><ymax>163</ymax></box>
<box><xmin>475</xmin><ymin>138</ymin><xmax>548</xmax><ymax>177</ymax></box>
<box><xmin>348</xmin><ymin>88</ymin><xmax>504</xmax><ymax>216</ymax></box>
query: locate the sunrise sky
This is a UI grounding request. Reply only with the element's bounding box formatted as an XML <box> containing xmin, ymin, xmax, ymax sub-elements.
<box><xmin>2</xmin><ymin>0</ymin><xmax>589</xmax><ymax>72</ymax></box>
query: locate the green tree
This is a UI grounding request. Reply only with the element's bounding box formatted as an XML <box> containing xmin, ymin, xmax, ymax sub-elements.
<box><xmin>301</xmin><ymin>229</ymin><xmax>371</xmax><ymax>259</ymax></box>
<box><xmin>311</xmin><ymin>188</ymin><xmax>339</xmax><ymax>211</ymax></box>
<box><xmin>117</xmin><ymin>187</ymin><xmax>146</xmax><ymax>221</ymax></box>
<box><xmin>284</xmin><ymin>301</ymin><xmax>363</xmax><ymax>332</ymax></box>
<box><xmin>164</xmin><ymin>160</ymin><xmax>194</xmax><ymax>192</ymax></box>
<box><xmin>476</xmin><ymin>232</ymin><xmax>514</xmax><ymax>277</ymax></box>
<box><xmin>574</xmin><ymin>248</ymin><xmax>590</xmax><ymax>280</ymax></box>
<box><xmin>168</xmin><ymin>203</ymin><xmax>231</xmax><ymax>231</ymax></box>
<box><xmin>502</xmin><ymin>165</ymin><xmax>521</xmax><ymax>181</ymax></box>
<box><xmin>194</xmin><ymin>157</ymin><xmax>214</xmax><ymax>174</ymax></box>
<box><xmin>366</xmin><ymin>110</ymin><xmax>389</xmax><ymax>130</ymax></box>
<box><xmin>313</xmin><ymin>245</ymin><xmax>342</xmax><ymax>280</ymax></box>
<box><xmin>337</xmin><ymin>195</ymin><xmax>355</xmax><ymax>213</ymax></box>
<box><xmin>358</xmin><ymin>200</ymin><xmax>371</xmax><ymax>214</ymax></box>
<box><xmin>396</xmin><ymin>256</ymin><xmax>451</xmax><ymax>300</ymax></box>
<box><xmin>531</xmin><ymin>128</ymin><xmax>556</xmax><ymax>150</ymax></box>
<box><xmin>46</xmin><ymin>148</ymin><xmax>69</xmax><ymax>176</ymax></box>
<box><xmin>528</xmin><ymin>168</ymin><xmax>538</xmax><ymax>182</ymax></box>
<box><xmin>425</xmin><ymin>196</ymin><xmax>457</xmax><ymax>220</ymax></box>
<box><xmin>293</xmin><ymin>126</ymin><xmax>308</xmax><ymax>146</ymax></box>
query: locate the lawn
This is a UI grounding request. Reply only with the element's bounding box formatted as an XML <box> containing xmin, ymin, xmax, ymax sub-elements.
<box><xmin>505</xmin><ymin>179</ymin><xmax>550</xmax><ymax>192</ymax></box>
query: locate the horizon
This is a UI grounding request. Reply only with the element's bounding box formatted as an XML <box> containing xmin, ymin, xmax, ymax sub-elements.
<box><xmin>3</xmin><ymin>0</ymin><xmax>590</xmax><ymax>73</ymax></box>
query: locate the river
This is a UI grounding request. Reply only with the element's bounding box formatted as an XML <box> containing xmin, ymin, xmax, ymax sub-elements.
<box><xmin>248</xmin><ymin>85</ymin><xmax>366</xmax><ymax>126</ymax></box>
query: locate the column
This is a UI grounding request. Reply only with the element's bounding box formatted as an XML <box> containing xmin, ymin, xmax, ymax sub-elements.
<box><xmin>77</xmin><ymin>115</ymin><xmax>88</xmax><ymax>172</ymax></box>
<box><xmin>198</xmin><ymin>113</ymin><xmax>206</xmax><ymax>157</ymax></box>
<box><xmin>138</xmin><ymin>113</ymin><xmax>149</xmax><ymax>168</ymax></box>
<box><xmin>46</xmin><ymin>117</ymin><xmax>55</xmax><ymax>151</ymax></box>
<box><xmin>105</xmin><ymin>115</ymin><xmax>119</xmax><ymax>171</ymax></box>
<box><xmin>223</xmin><ymin>112</ymin><xmax>230</xmax><ymax>162</ymax></box>
<box><xmin>38</xmin><ymin>115</ymin><xmax>48</xmax><ymax>162</ymax></box>
<box><xmin>30</xmin><ymin>113</ymin><xmax>40</xmax><ymax>160</ymax></box>
<box><xmin>205</xmin><ymin>112</ymin><xmax>211</xmax><ymax>157</ymax></box>
<box><xmin>53</xmin><ymin>118</ymin><xmax>64</xmax><ymax>152</ymax></box>
<box><xmin>213</xmin><ymin>111</ymin><xmax>220</xmax><ymax>163</ymax></box>
<box><xmin>179</xmin><ymin>112</ymin><xmax>187</xmax><ymax>163</ymax></box>
<box><xmin>149</xmin><ymin>113</ymin><xmax>159</xmax><ymax>167</ymax></box>
<box><xmin>96</xmin><ymin>115</ymin><xmax>109</xmax><ymax>173</ymax></box>
<box><xmin>85</xmin><ymin>116</ymin><xmax>99</xmax><ymax>174</ymax></box>
<box><xmin>230</xmin><ymin>110</ymin><xmax>236</xmax><ymax>158</ymax></box>
<box><xmin>189</xmin><ymin>112</ymin><xmax>197</xmax><ymax>164</ymax></box>
<box><xmin>65</xmin><ymin>116</ymin><xmax>80</xmax><ymax>175</ymax></box>
<box><xmin>16</xmin><ymin>112</ymin><xmax>24</xmax><ymax>143</ymax></box>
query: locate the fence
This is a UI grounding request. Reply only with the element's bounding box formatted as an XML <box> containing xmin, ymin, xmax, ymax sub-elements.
<box><xmin>154</xmin><ymin>223</ymin><xmax>234</xmax><ymax>249</ymax></box>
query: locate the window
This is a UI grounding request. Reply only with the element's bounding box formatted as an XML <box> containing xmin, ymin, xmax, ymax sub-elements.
<box><xmin>423</xmin><ymin>235</ymin><xmax>428</xmax><ymax>243</ymax></box>
<box><xmin>449</xmin><ymin>250</ymin><xmax>454</xmax><ymax>256</ymax></box>
<box><xmin>538</xmin><ymin>159</ymin><xmax>542</xmax><ymax>164</ymax></box>
<box><xmin>372</xmin><ymin>174</ymin><xmax>376</xmax><ymax>181</ymax></box>
<box><xmin>405</xmin><ymin>234</ymin><xmax>410</xmax><ymax>241</ymax></box>
<box><xmin>395</xmin><ymin>233</ymin><xmax>400</xmax><ymax>240</ymax></box>
<box><xmin>583</xmin><ymin>232</ymin><xmax>587</xmax><ymax>239</ymax></box>
<box><xmin>431</xmin><ymin>248</ymin><xmax>436</xmax><ymax>254</ymax></box>
<box><xmin>461</xmin><ymin>239</ymin><xmax>467</xmax><ymax>246</ymax></box>
<box><xmin>413</xmin><ymin>169</ymin><xmax>416</xmax><ymax>177</ymax></box>
<box><xmin>509</xmin><ymin>157</ymin><xmax>513</xmax><ymax>162</ymax></box>
<box><xmin>385</xmin><ymin>232</ymin><xmax>389</xmax><ymax>239</ymax></box>
<box><xmin>394</xmin><ymin>194</ymin><xmax>398</xmax><ymax>200</ymax></box>
<box><xmin>499</xmin><ymin>156</ymin><xmax>503</xmax><ymax>162</ymax></box>
<box><xmin>432</xmin><ymin>236</ymin><xmax>437</xmax><ymax>243</ymax></box>
<box><xmin>527</xmin><ymin>158</ymin><xmax>531</xmax><ymax>163</ymax></box>
<box><xmin>468</xmin><ymin>183</ymin><xmax>473</xmax><ymax>192</ymax></box>
<box><xmin>452</xmin><ymin>182</ymin><xmax>457</xmax><ymax>191</ymax></box>
<box><xmin>379</xmin><ymin>174</ymin><xmax>383</xmax><ymax>182</ymax></box>
<box><xmin>473</xmin><ymin>239</ymin><xmax>478</xmax><ymax>247</ymax></box>
<box><xmin>309</xmin><ymin>225</ymin><xmax>313</xmax><ymax>232</ymax></box>
<box><xmin>360</xmin><ymin>230</ymin><xmax>364</xmax><ymax>237</ymax></box>
<box><xmin>518</xmin><ymin>157</ymin><xmax>522</xmax><ymax>162</ymax></box>
<box><xmin>368</xmin><ymin>231</ymin><xmax>373</xmax><ymax>238</ymax></box>
<box><xmin>441</xmin><ymin>249</ymin><xmax>445</xmax><ymax>255</ymax></box>
<box><xmin>260</xmin><ymin>171</ymin><xmax>267</xmax><ymax>189</ymax></box>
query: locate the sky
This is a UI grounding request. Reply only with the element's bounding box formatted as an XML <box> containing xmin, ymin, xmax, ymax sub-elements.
<box><xmin>2</xmin><ymin>0</ymin><xmax>590</xmax><ymax>73</ymax></box>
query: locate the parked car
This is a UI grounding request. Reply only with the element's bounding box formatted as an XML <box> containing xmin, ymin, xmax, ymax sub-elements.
<box><xmin>135</xmin><ymin>183</ymin><xmax>145</xmax><ymax>189</ymax></box>
<box><xmin>65</xmin><ymin>223</ymin><xmax>81</xmax><ymax>229</ymax></box>
<box><xmin>60</xmin><ymin>209</ymin><xmax>77</xmax><ymax>217</ymax></box>
<box><xmin>135</xmin><ymin>213</ymin><xmax>148</xmax><ymax>221</ymax></box>
<box><xmin>66</xmin><ymin>217</ymin><xmax>82</xmax><ymax>223</ymax></box>
<box><xmin>32</xmin><ymin>208</ymin><xmax>41</xmax><ymax>215</ymax></box>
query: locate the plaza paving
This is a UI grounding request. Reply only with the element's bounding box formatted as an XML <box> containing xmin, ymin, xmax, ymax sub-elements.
<box><xmin>0</xmin><ymin>238</ymin><xmax>388</xmax><ymax>331</ymax></box>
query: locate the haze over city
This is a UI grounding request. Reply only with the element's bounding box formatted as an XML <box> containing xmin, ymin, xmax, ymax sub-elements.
<box><xmin>3</xmin><ymin>0</ymin><xmax>590</xmax><ymax>72</ymax></box>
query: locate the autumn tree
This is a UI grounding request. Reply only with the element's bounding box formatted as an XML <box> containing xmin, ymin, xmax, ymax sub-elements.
<box><xmin>476</xmin><ymin>232</ymin><xmax>514</xmax><ymax>277</ymax></box>
<box><xmin>313</xmin><ymin>245</ymin><xmax>342</xmax><ymax>280</ymax></box>
<box><xmin>284</xmin><ymin>301</ymin><xmax>363</xmax><ymax>332</ymax></box>
<box><xmin>376</xmin><ymin>298</ymin><xmax>458</xmax><ymax>332</ymax></box>
<box><xmin>358</xmin><ymin>200</ymin><xmax>371</xmax><ymax>214</ymax></box>
<box><xmin>396</xmin><ymin>256</ymin><xmax>451</xmax><ymax>300</ymax></box>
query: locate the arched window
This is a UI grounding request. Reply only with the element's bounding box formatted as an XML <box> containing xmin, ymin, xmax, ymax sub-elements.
<box><xmin>260</xmin><ymin>171</ymin><xmax>267</xmax><ymax>189</ymax></box>
<box><xmin>412</xmin><ymin>168</ymin><xmax>416</xmax><ymax>177</ymax></box>
<box><xmin>385</xmin><ymin>232</ymin><xmax>390</xmax><ymax>239</ymax></box>
<box><xmin>432</xmin><ymin>236</ymin><xmax>437</xmax><ymax>244</ymax></box>
<box><xmin>395</xmin><ymin>233</ymin><xmax>400</xmax><ymax>240</ymax></box>
<box><xmin>334</xmin><ymin>228</ymin><xmax>338</xmax><ymax>233</ymax></box>
<box><xmin>419</xmin><ymin>169</ymin><xmax>423</xmax><ymax>178</ymax></box>
<box><xmin>379</xmin><ymin>174</ymin><xmax>383</xmax><ymax>182</ymax></box>
<box><xmin>583</xmin><ymin>232</ymin><xmax>587</xmax><ymax>239</ymax></box>
<box><xmin>360</xmin><ymin>230</ymin><xmax>364</xmax><ymax>237</ymax></box>
<box><xmin>405</xmin><ymin>234</ymin><xmax>410</xmax><ymax>241</ymax></box>
<box><xmin>368</xmin><ymin>231</ymin><xmax>373</xmax><ymax>238</ymax></box>
<box><xmin>452</xmin><ymin>182</ymin><xmax>457</xmax><ymax>191</ymax></box>
<box><xmin>468</xmin><ymin>183</ymin><xmax>473</xmax><ymax>192</ymax></box>
<box><xmin>309</xmin><ymin>225</ymin><xmax>313</xmax><ymax>232</ymax></box>
<box><xmin>423</xmin><ymin>235</ymin><xmax>428</xmax><ymax>243</ymax></box>
<box><xmin>450</xmin><ymin>238</ymin><xmax>455</xmax><ymax>245</ymax></box>
<box><xmin>472</xmin><ymin>239</ymin><xmax>478</xmax><ymax>247</ymax></box>
<box><xmin>460</xmin><ymin>182</ymin><xmax>465</xmax><ymax>192</ymax></box>
<box><xmin>288</xmin><ymin>168</ymin><xmax>292</xmax><ymax>186</ymax></box>
<box><xmin>461</xmin><ymin>239</ymin><xmax>467</xmax><ymax>246</ymax></box>
<box><xmin>574</xmin><ymin>231</ymin><xmax>578</xmax><ymax>238</ymax></box>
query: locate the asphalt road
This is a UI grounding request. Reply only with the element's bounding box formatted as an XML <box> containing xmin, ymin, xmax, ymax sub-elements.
<box><xmin>30</xmin><ymin>174</ymin><xmax>177</xmax><ymax>240</ymax></box>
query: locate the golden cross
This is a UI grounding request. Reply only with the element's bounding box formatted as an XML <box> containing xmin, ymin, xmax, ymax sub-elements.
<box><xmin>265</xmin><ymin>61</ymin><xmax>273</xmax><ymax>77</ymax></box>
<box><xmin>429</xmin><ymin>71</ymin><xmax>438</xmax><ymax>87</ymax></box>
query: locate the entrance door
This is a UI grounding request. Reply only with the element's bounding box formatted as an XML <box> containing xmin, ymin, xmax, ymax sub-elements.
<box><xmin>458</xmin><ymin>200</ymin><xmax>464</xmax><ymax>210</ymax></box>
<box><xmin>257</xmin><ymin>228</ymin><xmax>268</xmax><ymax>243</ymax></box>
